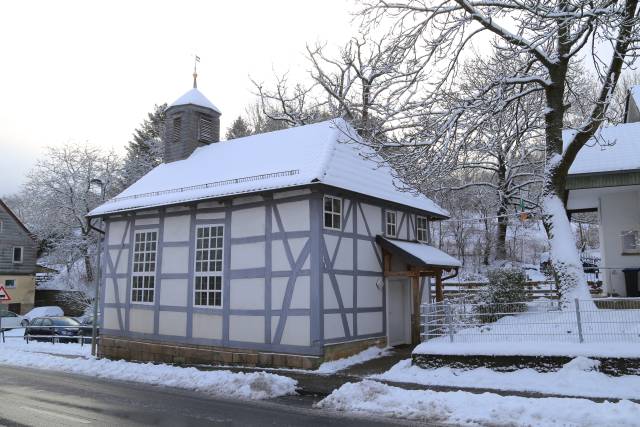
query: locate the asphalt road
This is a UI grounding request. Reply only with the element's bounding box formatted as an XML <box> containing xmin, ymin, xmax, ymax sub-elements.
<box><xmin>0</xmin><ymin>365</ymin><xmax>420</xmax><ymax>427</ymax></box>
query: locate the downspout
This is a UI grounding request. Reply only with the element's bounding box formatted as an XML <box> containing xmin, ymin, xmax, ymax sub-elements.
<box><xmin>88</xmin><ymin>217</ymin><xmax>105</xmax><ymax>357</ymax></box>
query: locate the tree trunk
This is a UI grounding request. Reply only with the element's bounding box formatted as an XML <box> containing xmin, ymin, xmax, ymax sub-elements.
<box><xmin>84</xmin><ymin>254</ymin><xmax>94</xmax><ymax>284</ymax></box>
<box><xmin>495</xmin><ymin>206</ymin><xmax>508</xmax><ymax>261</ymax></box>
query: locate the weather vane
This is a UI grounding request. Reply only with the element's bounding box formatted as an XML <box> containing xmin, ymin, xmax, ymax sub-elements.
<box><xmin>193</xmin><ymin>54</ymin><xmax>200</xmax><ymax>88</ymax></box>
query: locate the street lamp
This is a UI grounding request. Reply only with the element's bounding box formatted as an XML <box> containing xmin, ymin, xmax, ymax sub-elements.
<box><xmin>89</xmin><ymin>179</ymin><xmax>105</xmax><ymax>357</ymax></box>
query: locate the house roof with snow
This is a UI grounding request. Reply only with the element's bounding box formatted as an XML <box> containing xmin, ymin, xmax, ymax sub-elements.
<box><xmin>169</xmin><ymin>88</ymin><xmax>221</xmax><ymax>114</ymax></box>
<box><xmin>565</xmin><ymin>122</ymin><xmax>640</xmax><ymax>176</ymax></box>
<box><xmin>89</xmin><ymin>119</ymin><xmax>448</xmax><ymax>218</ymax></box>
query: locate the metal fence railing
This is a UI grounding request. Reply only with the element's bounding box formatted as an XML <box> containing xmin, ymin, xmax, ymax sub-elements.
<box><xmin>0</xmin><ymin>325</ymin><xmax>91</xmax><ymax>346</ymax></box>
<box><xmin>421</xmin><ymin>297</ymin><xmax>640</xmax><ymax>344</ymax></box>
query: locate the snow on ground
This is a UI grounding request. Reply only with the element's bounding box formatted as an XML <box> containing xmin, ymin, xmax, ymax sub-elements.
<box><xmin>317</xmin><ymin>380</ymin><xmax>640</xmax><ymax>426</ymax></box>
<box><xmin>315</xmin><ymin>346</ymin><xmax>391</xmax><ymax>374</ymax></box>
<box><xmin>0</xmin><ymin>329</ymin><xmax>296</xmax><ymax>400</ymax></box>
<box><xmin>414</xmin><ymin>341</ymin><xmax>640</xmax><ymax>358</ymax></box>
<box><xmin>371</xmin><ymin>357</ymin><xmax>640</xmax><ymax>400</ymax></box>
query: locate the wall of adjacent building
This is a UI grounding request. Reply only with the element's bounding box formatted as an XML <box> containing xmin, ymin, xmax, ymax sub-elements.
<box><xmin>0</xmin><ymin>204</ymin><xmax>37</xmax><ymax>275</ymax></box>
<box><xmin>0</xmin><ymin>274</ymin><xmax>35</xmax><ymax>314</ymax></box>
<box><xmin>599</xmin><ymin>190</ymin><xmax>640</xmax><ymax>296</ymax></box>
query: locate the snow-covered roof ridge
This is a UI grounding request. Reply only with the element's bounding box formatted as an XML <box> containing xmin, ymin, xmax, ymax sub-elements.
<box><xmin>89</xmin><ymin>119</ymin><xmax>448</xmax><ymax>218</ymax></box>
<box><xmin>169</xmin><ymin>88</ymin><xmax>220</xmax><ymax>113</ymax></box>
<box><xmin>565</xmin><ymin>121</ymin><xmax>640</xmax><ymax>175</ymax></box>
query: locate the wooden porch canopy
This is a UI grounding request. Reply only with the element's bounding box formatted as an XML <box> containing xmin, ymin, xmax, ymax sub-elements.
<box><xmin>376</xmin><ymin>236</ymin><xmax>461</xmax><ymax>345</ymax></box>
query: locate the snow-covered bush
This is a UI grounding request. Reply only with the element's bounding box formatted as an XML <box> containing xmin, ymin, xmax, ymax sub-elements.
<box><xmin>475</xmin><ymin>267</ymin><xmax>527</xmax><ymax>323</ymax></box>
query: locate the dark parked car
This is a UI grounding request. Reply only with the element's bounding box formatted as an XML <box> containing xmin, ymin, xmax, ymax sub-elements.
<box><xmin>24</xmin><ymin>316</ymin><xmax>83</xmax><ymax>343</ymax></box>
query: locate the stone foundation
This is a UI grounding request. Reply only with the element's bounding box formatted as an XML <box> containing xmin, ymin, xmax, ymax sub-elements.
<box><xmin>323</xmin><ymin>337</ymin><xmax>387</xmax><ymax>361</ymax></box>
<box><xmin>99</xmin><ymin>336</ymin><xmax>322</xmax><ymax>369</ymax></box>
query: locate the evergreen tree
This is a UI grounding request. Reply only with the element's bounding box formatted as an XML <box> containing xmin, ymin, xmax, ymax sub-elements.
<box><xmin>120</xmin><ymin>103</ymin><xmax>167</xmax><ymax>188</ymax></box>
<box><xmin>225</xmin><ymin>116</ymin><xmax>253</xmax><ymax>140</ymax></box>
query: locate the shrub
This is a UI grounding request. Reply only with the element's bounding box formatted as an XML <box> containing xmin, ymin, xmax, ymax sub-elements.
<box><xmin>474</xmin><ymin>267</ymin><xmax>528</xmax><ymax>323</ymax></box>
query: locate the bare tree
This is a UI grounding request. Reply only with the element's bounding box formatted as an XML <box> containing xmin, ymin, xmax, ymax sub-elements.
<box><xmin>360</xmin><ymin>0</ymin><xmax>640</xmax><ymax>304</ymax></box>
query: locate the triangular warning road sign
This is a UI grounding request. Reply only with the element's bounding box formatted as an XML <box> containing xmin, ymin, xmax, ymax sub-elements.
<box><xmin>0</xmin><ymin>286</ymin><xmax>12</xmax><ymax>301</ymax></box>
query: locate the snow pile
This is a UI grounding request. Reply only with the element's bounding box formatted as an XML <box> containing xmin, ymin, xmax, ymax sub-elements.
<box><xmin>0</xmin><ymin>348</ymin><xmax>297</xmax><ymax>400</ymax></box>
<box><xmin>317</xmin><ymin>380</ymin><xmax>640</xmax><ymax>425</ymax></box>
<box><xmin>372</xmin><ymin>357</ymin><xmax>640</xmax><ymax>400</ymax></box>
<box><xmin>316</xmin><ymin>346</ymin><xmax>391</xmax><ymax>374</ymax></box>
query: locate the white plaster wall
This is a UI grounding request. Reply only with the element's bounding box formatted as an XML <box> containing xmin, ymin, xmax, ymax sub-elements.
<box><xmin>600</xmin><ymin>191</ymin><xmax>640</xmax><ymax>295</ymax></box>
<box><xmin>397</xmin><ymin>212</ymin><xmax>408</xmax><ymax>239</ymax></box>
<box><xmin>109</xmin><ymin>249</ymin><xmax>129</xmax><ymax>274</ymax></box>
<box><xmin>333</xmin><ymin>238</ymin><xmax>353</xmax><ymax>270</ymax></box>
<box><xmin>323</xmin><ymin>274</ymin><xmax>353</xmax><ymax>309</ymax></box>
<box><xmin>166</xmin><ymin>206</ymin><xmax>190</xmax><ymax>213</ymax></box>
<box><xmin>192</xmin><ymin>313</ymin><xmax>222</xmax><ymax>340</ymax></box>
<box><xmin>163</xmin><ymin>215</ymin><xmax>191</xmax><ymax>242</ymax></box>
<box><xmin>195</xmin><ymin>211</ymin><xmax>225</xmax><ymax>220</ymax></box>
<box><xmin>129</xmin><ymin>309</ymin><xmax>154</xmax><ymax>334</ymax></box>
<box><xmin>359</xmin><ymin>203</ymin><xmax>382</xmax><ymax>236</ymax></box>
<box><xmin>230</xmin><ymin>278</ymin><xmax>265</xmax><ymax>309</ymax></box>
<box><xmin>271</xmin><ymin>276</ymin><xmax>310</xmax><ymax>309</ymax></box>
<box><xmin>231</xmin><ymin>206</ymin><xmax>265</xmax><ymax>238</ymax></box>
<box><xmin>159</xmin><ymin>311</ymin><xmax>187</xmax><ymax>336</ymax></box>
<box><xmin>108</xmin><ymin>221</ymin><xmax>128</xmax><ymax>245</ymax></box>
<box><xmin>229</xmin><ymin>315</ymin><xmax>264</xmax><ymax>343</ymax></box>
<box><xmin>271</xmin><ymin>238</ymin><xmax>307</xmax><ymax>271</ymax></box>
<box><xmin>357</xmin><ymin>240</ymin><xmax>382</xmax><ymax>272</ymax></box>
<box><xmin>324</xmin><ymin>314</ymin><xmax>345</xmax><ymax>339</ymax></box>
<box><xmin>281</xmin><ymin>315</ymin><xmax>310</xmax><ymax>346</ymax></box>
<box><xmin>357</xmin><ymin>312</ymin><xmax>383</xmax><ymax>335</ymax></box>
<box><xmin>230</xmin><ymin>242</ymin><xmax>265</xmax><ymax>269</ymax></box>
<box><xmin>343</xmin><ymin>199</ymin><xmax>354</xmax><ymax>233</ymax></box>
<box><xmin>161</xmin><ymin>246</ymin><xmax>189</xmax><ymax>274</ymax></box>
<box><xmin>357</xmin><ymin>276</ymin><xmax>384</xmax><ymax>307</ymax></box>
<box><xmin>159</xmin><ymin>279</ymin><xmax>188</xmax><ymax>307</ymax></box>
<box><xmin>135</xmin><ymin>217</ymin><xmax>159</xmax><ymax>226</ymax></box>
<box><xmin>103</xmin><ymin>307</ymin><xmax>124</xmax><ymax>330</ymax></box>
<box><xmin>104</xmin><ymin>278</ymin><xmax>126</xmax><ymax>304</ymax></box>
<box><xmin>276</xmin><ymin>200</ymin><xmax>310</xmax><ymax>232</ymax></box>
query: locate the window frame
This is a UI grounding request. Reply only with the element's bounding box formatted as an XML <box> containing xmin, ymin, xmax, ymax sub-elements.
<box><xmin>416</xmin><ymin>215</ymin><xmax>429</xmax><ymax>243</ymax></box>
<box><xmin>12</xmin><ymin>247</ymin><xmax>23</xmax><ymax>264</ymax></box>
<box><xmin>323</xmin><ymin>195</ymin><xmax>342</xmax><ymax>231</ymax></box>
<box><xmin>4</xmin><ymin>279</ymin><xmax>15</xmax><ymax>289</ymax></box>
<box><xmin>172</xmin><ymin>116</ymin><xmax>182</xmax><ymax>143</ymax></box>
<box><xmin>385</xmin><ymin>210</ymin><xmax>397</xmax><ymax>237</ymax></box>
<box><xmin>130</xmin><ymin>230</ymin><xmax>158</xmax><ymax>305</ymax></box>
<box><xmin>193</xmin><ymin>224</ymin><xmax>225</xmax><ymax>308</ymax></box>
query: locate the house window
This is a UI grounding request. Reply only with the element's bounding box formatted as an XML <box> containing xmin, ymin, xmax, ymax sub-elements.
<box><xmin>172</xmin><ymin>117</ymin><xmax>182</xmax><ymax>143</ymax></box>
<box><xmin>622</xmin><ymin>230</ymin><xmax>640</xmax><ymax>254</ymax></box>
<box><xmin>4</xmin><ymin>279</ymin><xmax>15</xmax><ymax>289</ymax></box>
<box><xmin>386</xmin><ymin>211</ymin><xmax>397</xmax><ymax>237</ymax></box>
<box><xmin>194</xmin><ymin>225</ymin><xmax>224</xmax><ymax>307</ymax></box>
<box><xmin>131</xmin><ymin>231</ymin><xmax>157</xmax><ymax>303</ymax></box>
<box><xmin>324</xmin><ymin>196</ymin><xmax>342</xmax><ymax>230</ymax></box>
<box><xmin>199</xmin><ymin>116</ymin><xmax>214</xmax><ymax>142</ymax></box>
<box><xmin>416</xmin><ymin>216</ymin><xmax>428</xmax><ymax>242</ymax></box>
<box><xmin>12</xmin><ymin>247</ymin><xmax>23</xmax><ymax>264</ymax></box>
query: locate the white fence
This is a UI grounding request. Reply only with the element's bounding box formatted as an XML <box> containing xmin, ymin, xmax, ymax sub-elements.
<box><xmin>421</xmin><ymin>297</ymin><xmax>640</xmax><ymax>344</ymax></box>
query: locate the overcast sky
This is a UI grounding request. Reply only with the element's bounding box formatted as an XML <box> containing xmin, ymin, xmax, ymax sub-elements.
<box><xmin>0</xmin><ymin>0</ymin><xmax>355</xmax><ymax>196</ymax></box>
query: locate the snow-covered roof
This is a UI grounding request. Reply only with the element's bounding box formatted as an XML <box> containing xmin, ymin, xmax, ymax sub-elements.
<box><xmin>376</xmin><ymin>236</ymin><xmax>462</xmax><ymax>269</ymax></box>
<box><xmin>565</xmin><ymin>122</ymin><xmax>640</xmax><ymax>175</ymax></box>
<box><xmin>89</xmin><ymin>119</ymin><xmax>448</xmax><ymax>218</ymax></box>
<box><xmin>169</xmin><ymin>88</ymin><xmax>220</xmax><ymax>114</ymax></box>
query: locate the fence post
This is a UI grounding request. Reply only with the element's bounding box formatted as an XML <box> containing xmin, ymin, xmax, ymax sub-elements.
<box><xmin>445</xmin><ymin>302</ymin><xmax>454</xmax><ymax>343</ymax></box>
<box><xmin>575</xmin><ymin>298</ymin><xmax>584</xmax><ymax>343</ymax></box>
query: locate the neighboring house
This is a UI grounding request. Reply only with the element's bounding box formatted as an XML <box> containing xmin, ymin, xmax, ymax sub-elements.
<box><xmin>0</xmin><ymin>199</ymin><xmax>37</xmax><ymax>314</ymax></box>
<box><xmin>566</xmin><ymin>87</ymin><xmax>640</xmax><ymax>296</ymax></box>
<box><xmin>88</xmin><ymin>80</ymin><xmax>460</xmax><ymax>368</ymax></box>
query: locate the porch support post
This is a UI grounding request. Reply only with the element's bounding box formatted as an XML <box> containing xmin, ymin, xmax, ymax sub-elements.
<box><xmin>435</xmin><ymin>269</ymin><xmax>444</xmax><ymax>303</ymax></box>
<box><xmin>410</xmin><ymin>267</ymin><xmax>421</xmax><ymax>345</ymax></box>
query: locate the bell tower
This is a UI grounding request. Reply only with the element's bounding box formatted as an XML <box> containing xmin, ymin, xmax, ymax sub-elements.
<box><xmin>163</xmin><ymin>63</ymin><xmax>221</xmax><ymax>163</ymax></box>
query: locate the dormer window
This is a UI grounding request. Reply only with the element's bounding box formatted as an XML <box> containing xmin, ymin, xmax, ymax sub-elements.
<box><xmin>172</xmin><ymin>117</ymin><xmax>182</xmax><ymax>143</ymax></box>
<box><xmin>199</xmin><ymin>116</ymin><xmax>214</xmax><ymax>143</ymax></box>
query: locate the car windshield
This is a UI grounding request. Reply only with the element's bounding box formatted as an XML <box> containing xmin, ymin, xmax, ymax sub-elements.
<box><xmin>51</xmin><ymin>318</ymin><xmax>80</xmax><ymax>326</ymax></box>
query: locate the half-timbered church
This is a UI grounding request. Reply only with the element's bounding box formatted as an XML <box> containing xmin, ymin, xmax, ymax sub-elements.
<box><xmin>89</xmin><ymin>77</ymin><xmax>461</xmax><ymax>368</ymax></box>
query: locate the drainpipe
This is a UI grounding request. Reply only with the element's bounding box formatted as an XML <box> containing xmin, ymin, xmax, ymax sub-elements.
<box><xmin>88</xmin><ymin>218</ymin><xmax>105</xmax><ymax>357</ymax></box>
